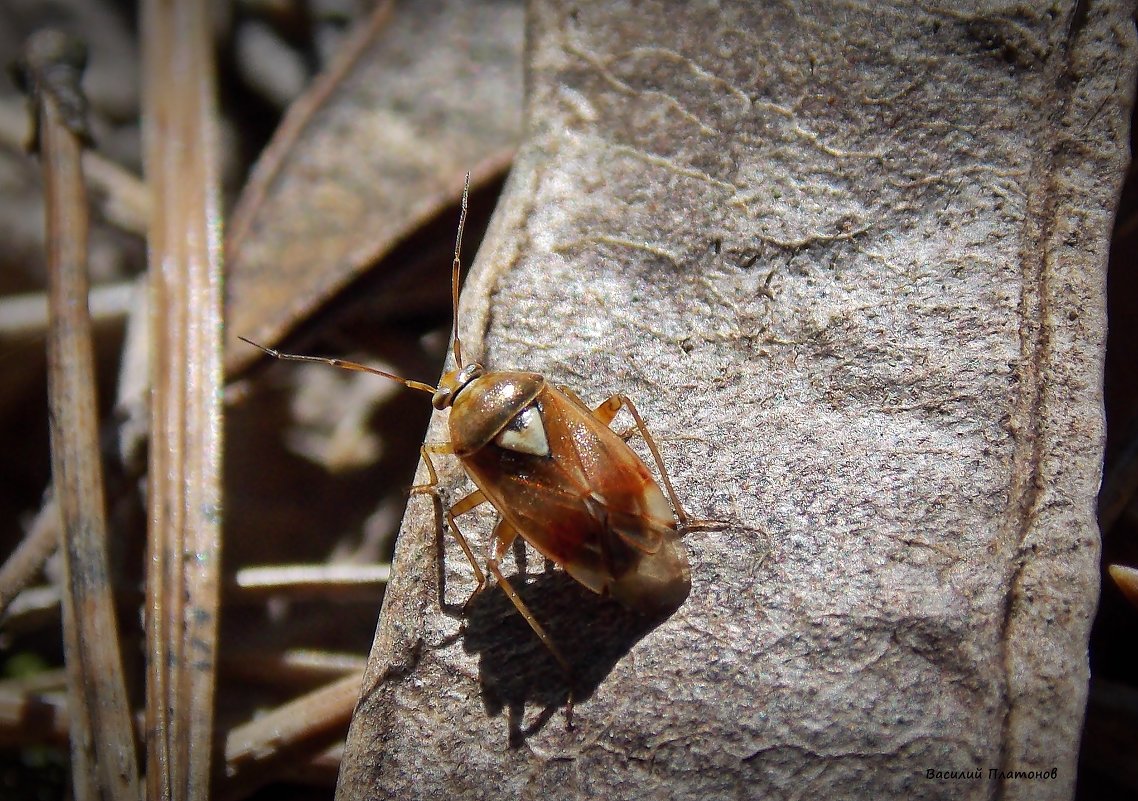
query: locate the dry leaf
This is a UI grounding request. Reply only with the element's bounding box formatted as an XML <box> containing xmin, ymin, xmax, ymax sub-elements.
<box><xmin>337</xmin><ymin>2</ymin><xmax>1134</xmax><ymax>800</ymax></box>
<box><xmin>225</xmin><ymin>0</ymin><xmax>524</xmax><ymax>375</ymax></box>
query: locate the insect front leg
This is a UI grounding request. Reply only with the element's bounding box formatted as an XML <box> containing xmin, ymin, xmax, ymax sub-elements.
<box><xmin>411</xmin><ymin>443</ymin><xmax>487</xmax><ymax>591</ymax></box>
<box><xmin>590</xmin><ymin>394</ymin><xmax>691</xmax><ymax>526</ymax></box>
<box><xmin>447</xmin><ymin>490</ymin><xmax>490</xmax><ymax>596</ymax></box>
<box><xmin>408</xmin><ymin>442</ymin><xmax>451</xmax><ymax>495</ymax></box>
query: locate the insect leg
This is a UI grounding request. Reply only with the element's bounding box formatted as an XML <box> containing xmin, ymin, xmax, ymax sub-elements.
<box><xmin>409</xmin><ymin>442</ymin><xmax>453</xmax><ymax>495</ymax></box>
<box><xmin>447</xmin><ymin>490</ymin><xmax>489</xmax><ymax>593</ymax></box>
<box><xmin>591</xmin><ymin>394</ymin><xmax>691</xmax><ymax>526</ymax></box>
<box><xmin>486</xmin><ymin>519</ymin><xmax>571</xmax><ymax>675</ymax></box>
<box><xmin>410</xmin><ymin>444</ymin><xmax>487</xmax><ymax>590</ymax></box>
<box><xmin>589</xmin><ymin>394</ymin><xmax>626</xmax><ymax>426</ymax></box>
<box><xmin>486</xmin><ymin>518</ymin><xmax>575</xmax><ymax>725</ymax></box>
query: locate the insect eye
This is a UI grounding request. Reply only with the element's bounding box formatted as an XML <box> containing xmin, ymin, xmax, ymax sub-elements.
<box><xmin>494</xmin><ymin>404</ymin><xmax>550</xmax><ymax>457</ymax></box>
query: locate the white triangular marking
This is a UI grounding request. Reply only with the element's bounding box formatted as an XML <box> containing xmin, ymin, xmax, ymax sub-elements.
<box><xmin>495</xmin><ymin>405</ymin><xmax>550</xmax><ymax>456</ymax></box>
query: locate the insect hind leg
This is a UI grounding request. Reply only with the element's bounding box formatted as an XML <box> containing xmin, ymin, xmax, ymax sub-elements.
<box><xmin>590</xmin><ymin>394</ymin><xmax>692</xmax><ymax>527</ymax></box>
<box><xmin>487</xmin><ymin>518</ymin><xmax>575</xmax><ymax>726</ymax></box>
<box><xmin>593</xmin><ymin>396</ymin><xmax>743</xmax><ymax>537</ymax></box>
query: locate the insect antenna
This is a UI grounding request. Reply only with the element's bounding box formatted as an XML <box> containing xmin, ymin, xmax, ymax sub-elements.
<box><xmin>449</xmin><ymin>172</ymin><xmax>470</xmax><ymax>369</ymax></box>
<box><xmin>238</xmin><ymin>336</ymin><xmax>437</xmax><ymax>396</ymax></box>
<box><xmin>239</xmin><ymin>173</ymin><xmax>479</xmax><ymax>395</ymax></box>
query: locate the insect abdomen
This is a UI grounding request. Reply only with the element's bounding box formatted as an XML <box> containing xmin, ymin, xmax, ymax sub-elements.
<box><xmin>458</xmin><ymin>384</ymin><xmax>690</xmax><ymax>614</ymax></box>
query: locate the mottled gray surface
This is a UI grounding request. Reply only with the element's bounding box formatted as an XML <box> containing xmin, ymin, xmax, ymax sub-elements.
<box><xmin>338</xmin><ymin>2</ymin><xmax>1134</xmax><ymax>799</ymax></box>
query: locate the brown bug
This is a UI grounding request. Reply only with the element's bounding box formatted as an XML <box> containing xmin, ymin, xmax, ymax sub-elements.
<box><xmin>241</xmin><ymin>175</ymin><xmax>697</xmax><ymax>716</ymax></box>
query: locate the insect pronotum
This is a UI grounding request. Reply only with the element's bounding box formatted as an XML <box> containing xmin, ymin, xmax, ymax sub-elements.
<box><xmin>241</xmin><ymin>175</ymin><xmax>699</xmax><ymax>722</ymax></box>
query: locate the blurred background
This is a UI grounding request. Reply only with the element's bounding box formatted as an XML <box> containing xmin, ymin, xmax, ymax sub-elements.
<box><xmin>0</xmin><ymin>1</ymin><xmax>1133</xmax><ymax>799</ymax></box>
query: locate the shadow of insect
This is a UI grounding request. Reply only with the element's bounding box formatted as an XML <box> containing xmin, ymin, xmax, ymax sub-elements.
<box><xmin>459</xmin><ymin>567</ymin><xmax>678</xmax><ymax>746</ymax></box>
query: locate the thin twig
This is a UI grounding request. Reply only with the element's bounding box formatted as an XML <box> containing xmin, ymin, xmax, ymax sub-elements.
<box><xmin>219</xmin><ymin>672</ymin><xmax>362</xmax><ymax>801</ymax></box>
<box><xmin>229</xmin><ymin>562</ymin><xmax>390</xmax><ymax>602</ymax></box>
<box><xmin>0</xmin><ymin>668</ymin><xmax>70</xmax><ymax>749</ymax></box>
<box><xmin>0</xmin><ymin>686</ymin><xmax>70</xmax><ymax>749</ymax></box>
<box><xmin>140</xmin><ymin>2</ymin><xmax>226</xmax><ymax>799</ymax></box>
<box><xmin>15</xmin><ymin>28</ymin><xmax>142</xmax><ymax>801</ymax></box>
<box><xmin>0</xmin><ymin>280</ymin><xmax>134</xmax><ymax>340</ymax></box>
<box><xmin>0</xmin><ymin>96</ymin><xmax>150</xmax><ymax>235</ymax></box>
<box><xmin>1108</xmin><ymin>565</ymin><xmax>1138</xmax><ymax>611</ymax></box>
<box><xmin>1</xmin><ymin>585</ymin><xmax>61</xmax><ymax>634</ymax></box>
<box><xmin>0</xmin><ymin>495</ymin><xmax>59</xmax><ymax>618</ymax></box>
<box><xmin>218</xmin><ymin>649</ymin><xmax>366</xmax><ymax>689</ymax></box>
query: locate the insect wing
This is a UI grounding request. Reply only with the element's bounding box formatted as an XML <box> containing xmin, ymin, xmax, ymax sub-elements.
<box><xmin>542</xmin><ymin>385</ymin><xmax>676</xmax><ymax>553</ymax></box>
<box><xmin>458</xmin><ymin>385</ymin><xmax>675</xmax><ymax>594</ymax></box>
<box><xmin>546</xmin><ymin>386</ymin><xmax>678</xmax><ymax>552</ymax></box>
